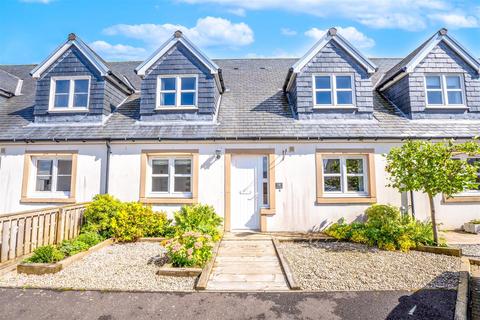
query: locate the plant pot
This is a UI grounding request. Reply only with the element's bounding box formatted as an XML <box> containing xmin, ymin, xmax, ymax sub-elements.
<box><xmin>463</xmin><ymin>223</ymin><xmax>480</xmax><ymax>234</ymax></box>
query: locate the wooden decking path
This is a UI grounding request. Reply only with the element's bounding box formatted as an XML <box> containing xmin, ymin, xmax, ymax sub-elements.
<box><xmin>206</xmin><ymin>239</ymin><xmax>289</xmax><ymax>291</ymax></box>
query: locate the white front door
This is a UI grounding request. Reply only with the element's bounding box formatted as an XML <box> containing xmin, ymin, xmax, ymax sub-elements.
<box><xmin>230</xmin><ymin>155</ymin><xmax>264</xmax><ymax>231</ymax></box>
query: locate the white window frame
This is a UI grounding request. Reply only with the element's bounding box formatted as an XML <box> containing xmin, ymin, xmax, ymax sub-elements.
<box><xmin>30</xmin><ymin>156</ymin><xmax>72</xmax><ymax>198</ymax></box>
<box><xmin>156</xmin><ymin>75</ymin><xmax>198</xmax><ymax>109</ymax></box>
<box><xmin>48</xmin><ymin>76</ymin><xmax>91</xmax><ymax>111</ymax></box>
<box><xmin>424</xmin><ymin>74</ymin><xmax>466</xmax><ymax>108</ymax></box>
<box><xmin>322</xmin><ymin>155</ymin><xmax>368</xmax><ymax>197</ymax></box>
<box><xmin>312</xmin><ymin>74</ymin><xmax>356</xmax><ymax>108</ymax></box>
<box><xmin>453</xmin><ymin>154</ymin><xmax>480</xmax><ymax>196</ymax></box>
<box><xmin>147</xmin><ymin>156</ymin><xmax>193</xmax><ymax>198</ymax></box>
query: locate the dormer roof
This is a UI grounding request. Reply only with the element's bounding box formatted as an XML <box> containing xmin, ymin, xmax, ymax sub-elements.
<box><xmin>284</xmin><ymin>27</ymin><xmax>377</xmax><ymax>92</ymax></box>
<box><xmin>135</xmin><ymin>30</ymin><xmax>225</xmax><ymax>92</ymax></box>
<box><xmin>378</xmin><ymin>28</ymin><xmax>480</xmax><ymax>91</ymax></box>
<box><xmin>30</xmin><ymin>33</ymin><xmax>134</xmax><ymax>93</ymax></box>
<box><xmin>0</xmin><ymin>69</ymin><xmax>22</xmax><ymax>98</ymax></box>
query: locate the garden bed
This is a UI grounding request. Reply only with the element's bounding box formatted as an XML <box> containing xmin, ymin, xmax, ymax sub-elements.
<box><xmin>0</xmin><ymin>242</ymin><xmax>197</xmax><ymax>291</ymax></box>
<box><xmin>279</xmin><ymin>241</ymin><xmax>461</xmax><ymax>291</ymax></box>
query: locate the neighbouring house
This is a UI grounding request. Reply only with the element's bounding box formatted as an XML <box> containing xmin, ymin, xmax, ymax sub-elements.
<box><xmin>0</xmin><ymin>28</ymin><xmax>479</xmax><ymax>232</ymax></box>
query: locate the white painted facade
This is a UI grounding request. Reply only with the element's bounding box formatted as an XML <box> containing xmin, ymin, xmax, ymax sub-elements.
<box><xmin>0</xmin><ymin>140</ymin><xmax>479</xmax><ymax>230</ymax></box>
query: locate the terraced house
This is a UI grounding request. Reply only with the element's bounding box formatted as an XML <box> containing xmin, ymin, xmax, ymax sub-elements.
<box><xmin>1</xmin><ymin>28</ymin><xmax>479</xmax><ymax>231</ymax></box>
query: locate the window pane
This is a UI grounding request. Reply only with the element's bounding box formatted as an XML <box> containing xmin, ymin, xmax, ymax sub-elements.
<box><xmin>74</xmin><ymin>79</ymin><xmax>89</xmax><ymax>93</ymax></box>
<box><xmin>161</xmin><ymin>78</ymin><xmax>176</xmax><ymax>90</ymax></box>
<box><xmin>37</xmin><ymin>160</ymin><xmax>53</xmax><ymax>176</ymax></box>
<box><xmin>174</xmin><ymin>159</ymin><xmax>191</xmax><ymax>175</ymax></box>
<box><xmin>323</xmin><ymin>159</ymin><xmax>340</xmax><ymax>174</ymax></box>
<box><xmin>337</xmin><ymin>91</ymin><xmax>353</xmax><ymax>105</ymax></box>
<box><xmin>468</xmin><ymin>158</ymin><xmax>480</xmax><ymax>189</ymax></box>
<box><xmin>54</xmin><ymin>95</ymin><xmax>69</xmax><ymax>108</ymax></box>
<box><xmin>447</xmin><ymin>91</ymin><xmax>463</xmax><ymax>104</ymax></box>
<box><xmin>160</xmin><ymin>93</ymin><xmax>176</xmax><ymax>106</ymax></box>
<box><xmin>347</xmin><ymin>176</ymin><xmax>365</xmax><ymax>192</ymax></box>
<box><xmin>316</xmin><ymin>91</ymin><xmax>332</xmax><ymax>105</ymax></box>
<box><xmin>174</xmin><ymin>177</ymin><xmax>191</xmax><ymax>192</ymax></box>
<box><xmin>427</xmin><ymin>91</ymin><xmax>443</xmax><ymax>105</ymax></box>
<box><xmin>152</xmin><ymin>177</ymin><xmax>169</xmax><ymax>192</ymax></box>
<box><xmin>55</xmin><ymin>80</ymin><xmax>70</xmax><ymax>94</ymax></box>
<box><xmin>426</xmin><ymin>76</ymin><xmax>441</xmax><ymax>89</ymax></box>
<box><xmin>73</xmin><ymin>93</ymin><xmax>88</xmax><ymax>107</ymax></box>
<box><xmin>152</xmin><ymin>160</ymin><xmax>168</xmax><ymax>175</ymax></box>
<box><xmin>446</xmin><ymin>76</ymin><xmax>461</xmax><ymax>89</ymax></box>
<box><xmin>346</xmin><ymin>159</ymin><xmax>364</xmax><ymax>174</ymax></box>
<box><xmin>57</xmin><ymin>176</ymin><xmax>71</xmax><ymax>192</ymax></box>
<box><xmin>58</xmin><ymin>160</ymin><xmax>72</xmax><ymax>175</ymax></box>
<box><xmin>262</xmin><ymin>182</ymin><xmax>269</xmax><ymax>206</ymax></box>
<box><xmin>262</xmin><ymin>156</ymin><xmax>268</xmax><ymax>179</ymax></box>
<box><xmin>36</xmin><ymin>176</ymin><xmax>52</xmax><ymax>192</ymax></box>
<box><xmin>336</xmin><ymin>76</ymin><xmax>352</xmax><ymax>89</ymax></box>
<box><xmin>180</xmin><ymin>92</ymin><xmax>195</xmax><ymax>106</ymax></box>
<box><xmin>315</xmin><ymin>76</ymin><xmax>331</xmax><ymax>89</ymax></box>
<box><xmin>181</xmin><ymin>77</ymin><xmax>196</xmax><ymax>90</ymax></box>
<box><xmin>324</xmin><ymin>176</ymin><xmax>341</xmax><ymax>192</ymax></box>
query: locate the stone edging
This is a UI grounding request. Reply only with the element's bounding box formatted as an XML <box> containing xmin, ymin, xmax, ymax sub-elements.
<box><xmin>17</xmin><ymin>239</ymin><xmax>114</xmax><ymax>275</ymax></box>
<box><xmin>196</xmin><ymin>240</ymin><xmax>222</xmax><ymax>290</ymax></box>
<box><xmin>271</xmin><ymin>238</ymin><xmax>301</xmax><ymax>290</ymax></box>
<box><xmin>454</xmin><ymin>257</ymin><xmax>471</xmax><ymax>320</ymax></box>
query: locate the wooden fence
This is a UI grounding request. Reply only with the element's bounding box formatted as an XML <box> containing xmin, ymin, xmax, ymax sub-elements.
<box><xmin>0</xmin><ymin>203</ymin><xmax>88</xmax><ymax>264</ymax></box>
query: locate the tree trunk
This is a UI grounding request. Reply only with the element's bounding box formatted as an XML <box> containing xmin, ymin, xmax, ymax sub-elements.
<box><xmin>428</xmin><ymin>194</ymin><xmax>439</xmax><ymax>245</ymax></box>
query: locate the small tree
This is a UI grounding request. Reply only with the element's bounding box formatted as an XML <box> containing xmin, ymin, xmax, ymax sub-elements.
<box><xmin>385</xmin><ymin>139</ymin><xmax>480</xmax><ymax>244</ymax></box>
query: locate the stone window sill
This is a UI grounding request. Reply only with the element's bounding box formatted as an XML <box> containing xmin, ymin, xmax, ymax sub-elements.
<box><xmin>316</xmin><ymin>196</ymin><xmax>377</xmax><ymax>204</ymax></box>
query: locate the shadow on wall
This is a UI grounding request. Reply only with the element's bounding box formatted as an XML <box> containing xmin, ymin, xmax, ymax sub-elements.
<box><xmin>309</xmin><ymin>214</ymin><xmax>365</xmax><ymax>233</ymax></box>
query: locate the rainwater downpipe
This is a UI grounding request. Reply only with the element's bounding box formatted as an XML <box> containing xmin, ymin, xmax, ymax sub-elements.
<box><xmin>104</xmin><ymin>140</ymin><xmax>111</xmax><ymax>194</ymax></box>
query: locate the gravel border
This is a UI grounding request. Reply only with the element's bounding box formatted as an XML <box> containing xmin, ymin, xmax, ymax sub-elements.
<box><xmin>0</xmin><ymin>242</ymin><xmax>197</xmax><ymax>291</ymax></box>
<box><xmin>451</xmin><ymin>244</ymin><xmax>480</xmax><ymax>258</ymax></box>
<box><xmin>279</xmin><ymin>241</ymin><xmax>461</xmax><ymax>291</ymax></box>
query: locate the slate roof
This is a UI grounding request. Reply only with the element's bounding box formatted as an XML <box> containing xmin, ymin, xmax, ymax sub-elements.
<box><xmin>0</xmin><ymin>69</ymin><xmax>21</xmax><ymax>97</ymax></box>
<box><xmin>1</xmin><ymin>57</ymin><xmax>480</xmax><ymax>142</ymax></box>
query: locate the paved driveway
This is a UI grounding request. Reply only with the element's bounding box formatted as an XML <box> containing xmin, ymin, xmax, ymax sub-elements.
<box><xmin>0</xmin><ymin>288</ymin><xmax>456</xmax><ymax>320</ymax></box>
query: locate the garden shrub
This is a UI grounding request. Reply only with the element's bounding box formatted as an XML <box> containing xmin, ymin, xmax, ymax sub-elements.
<box><xmin>82</xmin><ymin>194</ymin><xmax>123</xmax><ymax>238</ymax></box>
<box><xmin>58</xmin><ymin>239</ymin><xmax>90</xmax><ymax>257</ymax></box>
<box><xmin>164</xmin><ymin>231</ymin><xmax>213</xmax><ymax>267</ymax></box>
<box><xmin>110</xmin><ymin>202</ymin><xmax>169</xmax><ymax>242</ymax></box>
<box><xmin>173</xmin><ymin>204</ymin><xmax>223</xmax><ymax>241</ymax></box>
<box><xmin>325</xmin><ymin>204</ymin><xmax>436</xmax><ymax>252</ymax></box>
<box><xmin>76</xmin><ymin>231</ymin><xmax>105</xmax><ymax>247</ymax></box>
<box><xmin>25</xmin><ymin>245</ymin><xmax>65</xmax><ymax>263</ymax></box>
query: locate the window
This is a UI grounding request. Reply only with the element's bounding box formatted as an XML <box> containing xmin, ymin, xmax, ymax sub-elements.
<box><xmin>157</xmin><ymin>75</ymin><xmax>197</xmax><ymax>108</ymax></box>
<box><xmin>34</xmin><ymin>158</ymin><xmax>72</xmax><ymax>193</ymax></box>
<box><xmin>322</xmin><ymin>156</ymin><xmax>367</xmax><ymax>195</ymax></box>
<box><xmin>316</xmin><ymin>150</ymin><xmax>376</xmax><ymax>204</ymax></box>
<box><xmin>313</xmin><ymin>75</ymin><xmax>354</xmax><ymax>107</ymax></box>
<box><xmin>452</xmin><ymin>156</ymin><xmax>480</xmax><ymax>196</ymax></box>
<box><xmin>49</xmin><ymin>77</ymin><xmax>90</xmax><ymax>110</ymax></box>
<box><xmin>149</xmin><ymin>157</ymin><xmax>192</xmax><ymax>196</ymax></box>
<box><xmin>262</xmin><ymin>156</ymin><xmax>269</xmax><ymax>207</ymax></box>
<box><xmin>425</xmin><ymin>75</ymin><xmax>464</xmax><ymax>106</ymax></box>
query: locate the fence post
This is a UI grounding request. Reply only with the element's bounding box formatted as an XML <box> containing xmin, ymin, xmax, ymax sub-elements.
<box><xmin>55</xmin><ymin>207</ymin><xmax>64</xmax><ymax>244</ymax></box>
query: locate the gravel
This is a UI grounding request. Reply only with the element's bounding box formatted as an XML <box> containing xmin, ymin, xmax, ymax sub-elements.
<box><xmin>280</xmin><ymin>241</ymin><xmax>461</xmax><ymax>291</ymax></box>
<box><xmin>0</xmin><ymin>242</ymin><xmax>197</xmax><ymax>291</ymax></box>
<box><xmin>450</xmin><ymin>244</ymin><xmax>480</xmax><ymax>258</ymax></box>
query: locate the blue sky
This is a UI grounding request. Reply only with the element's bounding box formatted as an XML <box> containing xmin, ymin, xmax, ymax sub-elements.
<box><xmin>2</xmin><ymin>0</ymin><xmax>480</xmax><ymax>64</ymax></box>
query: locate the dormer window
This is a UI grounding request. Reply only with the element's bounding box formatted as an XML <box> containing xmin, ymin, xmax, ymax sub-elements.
<box><xmin>49</xmin><ymin>76</ymin><xmax>90</xmax><ymax>111</ymax></box>
<box><xmin>425</xmin><ymin>74</ymin><xmax>465</xmax><ymax>107</ymax></box>
<box><xmin>156</xmin><ymin>75</ymin><xmax>198</xmax><ymax>109</ymax></box>
<box><xmin>313</xmin><ymin>74</ymin><xmax>354</xmax><ymax>107</ymax></box>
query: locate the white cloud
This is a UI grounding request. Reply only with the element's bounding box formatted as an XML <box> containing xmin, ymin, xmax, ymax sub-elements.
<box><xmin>103</xmin><ymin>16</ymin><xmax>254</xmax><ymax>48</ymax></box>
<box><xmin>20</xmin><ymin>0</ymin><xmax>53</xmax><ymax>3</ymax></box>
<box><xmin>427</xmin><ymin>13</ymin><xmax>479</xmax><ymax>28</ymax></box>
<box><xmin>89</xmin><ymin>41</ymin><xmax>147</xmax><ymax>60</ymax></box>
<box><xmin>281</xmin><ymin>28</ymin><xmax>297</xmax><ymax>36</ymax></box>
<box><xmin>227</xmin><ymin>8</ymin><xmax>246</xmax><ymax>16</ymax></box>
<box><xmin>178</xmin><ymin>0</ymin><xmax>478</xmax><ymax>31</ymax></box>
<box><xmin>305</xmin><ymin>26</ymin><xmax>375</xmax><ymax>49</ymax></box>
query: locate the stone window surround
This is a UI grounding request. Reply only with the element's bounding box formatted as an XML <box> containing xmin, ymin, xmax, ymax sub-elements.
<box><xmin>315</xmin><ymin>149</ymin><xmax>376</xmax><ymax>204</ymax></box>
<box><xmin>21</xmin><ymin>151</ymin><xmax>78</xmax><ymax>204</ymax></box>
<box><xmin>139</xmin><ymin>149</ymin><xmax>199</xmax><ymax>205</ymax></box>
